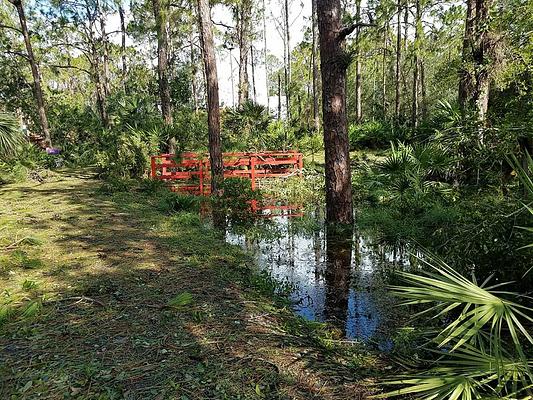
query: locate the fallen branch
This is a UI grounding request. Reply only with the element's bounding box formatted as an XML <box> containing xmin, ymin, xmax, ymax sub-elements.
<box><xmin>48</xmin><ymin>296</ymin><xmax>106</xmax><ymax>307</ymax></box>
<box><xmin>2</xmin><ymin>237</ymin><xmax>30</xmax><ymax>250</ymax></box>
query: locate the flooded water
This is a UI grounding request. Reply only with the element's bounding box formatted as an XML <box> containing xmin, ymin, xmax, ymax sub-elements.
<box><xmin>224</xmin><ymin>209</ymin><xmax>411</xmax><ymax>346</ymax></box>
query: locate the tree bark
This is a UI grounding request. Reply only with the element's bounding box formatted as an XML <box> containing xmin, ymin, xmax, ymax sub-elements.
<box><xmin>119</xmin><ymin>5</ymin><xmax>127</xmax><ymax>91</ymax></box>
<box><xmin>354</xmin><ymin>0</ymin><xmax>362</xmax><ymax>123</ymax></box>
<box><xmin>312</xmin><ymin>0</ymin><xmax>320</xmax><ymax>131</ymax></box>
<box><xmin>278</xmin><ymin>73</ymin><xmax>282</xmax><ymax>119</ymax></box>
<box><xmin>90</xmin><ymin>36</ymin><xmax>109</xmax><ymax>127</ymax></box>
<box><xmin>411</xmin><ymin>0</ymin><xmax>421</xmax><ymax>127</ymax></box>
<box><xmin>251</xmin><ymin>45</ymin><xmax>257</xmax><ymax>102</ymax></box>
<box><xmin>82</xmin><ymin>1</ymin><xmax>108</xmax><ymax>127</ymax></box>
<box><xmin>236</xmin><ymin>0</ymin><xmax>252</xmax><ymax>106</ymax></box>
<box><xmin>394</xmin><ymin>0</ymin><xmax>402</xmax><ymax>120</ymax></box>
<box><xmin>99</xmin><ymin>15</ymin><xmax>110</xmax><ymax>97</ymax></box>
<box><xmin>420</xmin><ymin>60</ymin><xmax>427</xmax><ymax>118</ymax></box>
<box><xmin>284</xmin><ymin>0</ymin><xmax>291</xmax><ymax>120</ymax></box>
<box><xmin>317</xmin><ymin>0</ymin><xmax>354</xmax><ymax>224</ymax></box>
<box><xmin>9</xmin><ymin>0</ymin><xmax>51</xmax><ymax>147</ymax></box>
<box><xmin>382</xmin><ymin>22</ymin><xmax>388</xmax><ymax>118</ymax></box>
<box><xmin>197</xmin><ymin>0</ymin><xmax>224</xmax><ymax>193</ymax></box>
<box><xmin>459</xmin><ymin>0</ymin><xmax>493</xmax><ymax>123</ymax></box>
<box><xmin>459</xmin><ymin>0</ymin><xmax>475</xmax><ymax>111</ymax></box>
<box><xmin>262</xmin><ymin>0</ymin><xmax>269</xmax><ymax>112</ymax></box>
<box><xmin>402</xmin><ymin>3</ymin><xmax>408</xmax><ymax>112</ymax></box>
<box><xmin>190</xmin><ymin>29</ymin><xmax>199</xmax><ymax>113</ymax></box>
<box><xmin>152</xmin><ymin>0</ymin><xmax>173</xmax><ymax>129</ymax></box>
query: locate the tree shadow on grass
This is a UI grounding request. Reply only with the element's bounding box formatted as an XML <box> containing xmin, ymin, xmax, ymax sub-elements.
<box><xmin>0</xmin><ymin>173</ymin><xmax>375</xmax><ymax>399</ymax></box>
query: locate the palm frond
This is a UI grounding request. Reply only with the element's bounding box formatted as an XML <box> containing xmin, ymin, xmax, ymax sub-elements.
<box><xmin>378</xmin><ymin>344</ymin><xmax>533</xmax><ymax>399</ymax></box>
<box><xmin>391</xmin><ymin>255</ymin><xmax>533</xmax><ymax>356</ymax></box>
<box><xmin>0</xmin><ymin>112</ymin><xmax>23</xmax><ymax>158</ymax></box>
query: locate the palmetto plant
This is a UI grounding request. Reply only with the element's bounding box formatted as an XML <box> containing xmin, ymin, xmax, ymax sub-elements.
<box><xmin>377</xmin><ymin>142</ymin><xmax>454</xmax><ymax>206</ymax></box>
<box><xmin>507</xmin><ymin>152</ymin><xmax>533</xmax><ymax>249</ymax></box>
<box><xmin>379</xmin><ymin>253</ymin><xmax>533</xmax><ymax>399</ymax></box>
<box><xmin>0</xmin><ymin>112</ymin><xmax>23</xmax><ymax>158</ymax></box>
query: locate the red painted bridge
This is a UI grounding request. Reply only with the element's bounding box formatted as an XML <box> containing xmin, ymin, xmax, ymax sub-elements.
<box><xmin>150</xmin><ymin>151</ymin><xmax>303</xmax><ymax>195</ymax></box>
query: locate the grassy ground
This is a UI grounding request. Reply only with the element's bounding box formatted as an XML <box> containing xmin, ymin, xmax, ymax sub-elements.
<box><xmin>303</xmin><ymin>150</ymin><xmax>387</xmax><ymax>170</ymax></box>
<box><xmin>0</xmin><ymin>170</ymin><xmax>382</xmax><ymax>399</ymax></box>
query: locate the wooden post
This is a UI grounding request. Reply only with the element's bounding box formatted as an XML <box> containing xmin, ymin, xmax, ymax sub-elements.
<box><xmin>162</xmin><ymin>154</ymin><xmax>168</xmax><ymax>177</ymax></box>
<box><xmin>150</xmin><ymin>156</ymin><xmax>156</xmax><ymax>178</ymax></box>
<box><xmin>199</xmin><ymin>159</ymin><xmax>204</xmax><ymax>195</ymax></box>
<box><xmin>250</xmin><ymin>156</ymin><xmax>256</xmax><ymax>190</ymax></box>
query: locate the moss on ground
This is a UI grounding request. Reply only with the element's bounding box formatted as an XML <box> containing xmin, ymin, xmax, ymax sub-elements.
<box><xmin>0</xmin><ymin>170</ymin><xmax>383</xmax><ymax>399</ymax></box>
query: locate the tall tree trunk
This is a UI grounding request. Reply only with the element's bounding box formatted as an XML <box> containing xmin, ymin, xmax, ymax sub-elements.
<box><xmin>411</xmin><ymin>0</ymin><xmax>421</xmax><ymax>127</ymax></box>
<box><xmin>262</xmin><ymin>0</ymin><xmax>269</xmax><ymax>112</ymax></box>
<box><xmin>152</xmin><ymin>0</ymin><xmax>173</xmax><ymax>131</ymax></box>
<box><xmin>284</xmin><ymin>0</ymin><xmax>291</xmax><ymax>120</ymax></box>
<box><xmin>89</xmin><ymin>31</ymin><xmax>109</xmax><ymax>127</ymax></box>
<box><xmin>189</xmin><ymin>9</ymin><xmax>199</xmax><ymax>113</ymax></box>
<box><xmin>317</xmin><ymin>0</ymin><xmax>354</xmax><ymax>224</ymax></box>
<box><xmin>403</xmin><ymin>2</ymin><xmax>408</xmax><ymax>52</ymax></box>
<box><xmin>197</xmin><ymin>0</ymin><xmax>224</xmax><ymax>193</ymax></box>
<box><xmin>459</xmin><ymin>0</ymin><xmax>475</xmax><ymax>112</ymax></box>
<box><xmin>402</xmin><ymin>3</ymin><xmax>408</xmax><ymax>112</ymax></box>
<box><xmin>119</xmin><ymin>5</ymin><xmax>127</xmax><ymax>91</ymax></box>
<box><xmin>100</xmin><ymin>15</ymin><xmax>110</xmax><ymax>97</ymax></box>
<box><xmin>278</xmin><ymin>73</ymin><xmax>282</xmax><ymax>119</ymax></box>
<box><xmin>237</xmin><ymin>0</ymin><xmax>252</xmax><ymax>106</ymax></box>
<box><xmin>190</xmin><ymin>29</ymin><xmax>199</xmax><ymax>113</ymax></box>
<box><xmin>420</xmin><ymin>60</ymin><xmax>427</xmax><ymax>118</ymax></box>
<box><xmin>229</xmin><ymin>48</ymin><xmax>235</xmax><ymax>107</ymax></box>
<box><xmin>459</xmin><ymin>0</ymin><xmax>493</xmax><ymax>124</ymax></box>
<box><xmin>382</xmin><ymin>22</ymin><xmax>388</xmax><ymax>118</ymax></box>
<box><xmin>9</xmin><ymin>0</ymin><xmax>51</xmax><ymax>147</ymax></box>
<box><xmin>312</xmin><ymin>0</ymin><xmax>320</xmax><ymax>131</ymax></box>
<box><xmin>251</xmin><ymin>46</ymin><xmax>257</xmax><ymax>102</ymax></box>
<box><xmin>354</xmin><ymin>0</ymin><xmax>362</xmax><ymax>123</ymax></box>
<box><xmin>372</xmin><ymin>59</ymin><xmax>377</xmax><ymax>120</ymax></box>
<box><xmin>394</xmin><ymin>0</ymin><xmax>402</xmax><ymax>120</ymax></box>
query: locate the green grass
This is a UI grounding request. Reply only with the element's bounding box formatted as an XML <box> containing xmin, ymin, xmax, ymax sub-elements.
<box><xmin>303</xmin><ymin>149</ymin><xmax>386</xmax><ymax>168</ymax></box>
<box><xmin>0</xmin><ymin>169</ymin><xmax>382</xmax><ymax>399</ymax></box>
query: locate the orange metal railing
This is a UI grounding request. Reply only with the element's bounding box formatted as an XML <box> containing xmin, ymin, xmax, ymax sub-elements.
<box><xmin>150</xmin><ymin>151</ymin><xmax>303</xmax><ymax>195</ymax></box>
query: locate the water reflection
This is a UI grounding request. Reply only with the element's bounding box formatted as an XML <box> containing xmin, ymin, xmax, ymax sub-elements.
<box><xmin>324</xmin><ymin>230</ymin><xmax>352</xmax><ymax>332</ymax></box>
<box><xmin>225</xmin><ymin>212</ymin><xmax>409</xmax><ymax>343</ymax></box>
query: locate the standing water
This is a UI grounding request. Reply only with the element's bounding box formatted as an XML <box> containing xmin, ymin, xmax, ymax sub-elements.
<box><xmin>225</xmin><ymin>209</ymin><xmax>410</xmax><ymax>346</ymax></box>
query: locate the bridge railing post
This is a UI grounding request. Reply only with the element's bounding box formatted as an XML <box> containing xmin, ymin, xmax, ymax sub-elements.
<box><xmin>162</xmin><ymin>154</ymin><xmax>168</xmax><ymax>177</ymax></box>
<box><xmin>199</xmin><ymin>159</ymin><xmax>204</xmax><ymax>195</ymax></box>
<box><xmin>150</xmin><ymin>156</ymin><xmax>156</xmax><ymax>178</ymax></box>
<box><xmin>250</xmin><ymin>156</ymin><xmax>256</xmax><ymax>190</ymax></box>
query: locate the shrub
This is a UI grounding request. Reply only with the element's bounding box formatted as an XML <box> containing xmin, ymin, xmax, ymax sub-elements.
<box><xmin>157</xmin><ymin>191</ymin><xmax>201</xmax><ymax>213</ymax></box>
<box><xmin>95</xmin><ymin>128</ymin><xmax>158</xmax><ymax>179</ymax></box>
<box><xmin>349</xmin><ymin>121</ymin><xmax>398</xmax><ymax>149</ymax></box>
<box><xmin>212</xmin><ymin>177</ymin><xmax>262</xmax><ymax>212</ymax></box>
<box><xmin>375</xmin><ymin>142</ymin><xmax>455</xmax><ymax>211</ymax></box>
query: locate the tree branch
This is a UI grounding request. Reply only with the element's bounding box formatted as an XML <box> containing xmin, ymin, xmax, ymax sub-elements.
<box><xmin>0</xmin><ymin>23</ymin><xmax>22</xmax><ymax>34</ymax></box>
<box><xmin>47</xmin><ymin>64</ymin><xmax>91</xmax><ymax>75</ymax></box>
<box><xmin>337</xmin><ymin>22</ymin><xmax>376</xmax><ymax>41</ymax></box>
<box><xmin>212</xmin><ymin>20</ymin><xmax>234</xmax><ymax>31</ymax></box>
<box><xmin>3</xmin><ymin>49</ymin><xmax>29</xmax><ymax>60</ymax></box>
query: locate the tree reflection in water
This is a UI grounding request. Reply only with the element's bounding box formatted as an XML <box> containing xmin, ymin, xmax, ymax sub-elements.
<box><xmin>324</xmin><ymin>228</ymin><xmax>353</xmax><ymax>332</ymax></box>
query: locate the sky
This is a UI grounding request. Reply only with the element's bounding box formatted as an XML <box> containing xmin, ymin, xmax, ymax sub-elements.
<box><xmin>213</xmin><ymin>0</ymin><xmax>311</xmax><ymax>108</ymax></box>
<box><xmin>102</xmin><ymin>0</ymin><xmax>312</xmax><ymax>108</ymax></box>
